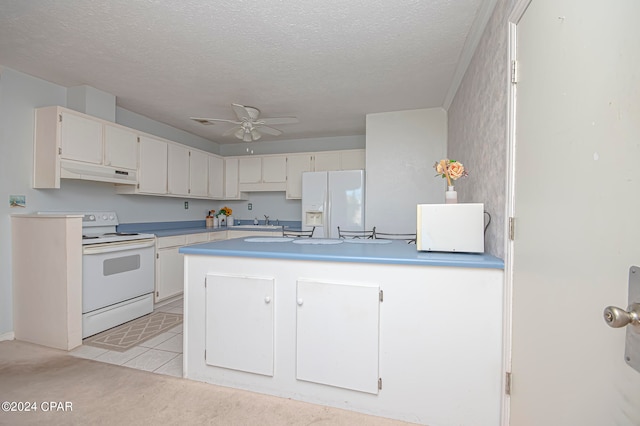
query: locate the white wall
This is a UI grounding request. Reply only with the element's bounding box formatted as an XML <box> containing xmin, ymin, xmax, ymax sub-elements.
<box><xmin>365</xmin><ymin>108</ymin><xmax>447</xmax><ymax>234</ymax></box>
<box><xmin>447</xmin><ymin>0</ymin><xmax>513</xmax><ymax>258</ymax></box>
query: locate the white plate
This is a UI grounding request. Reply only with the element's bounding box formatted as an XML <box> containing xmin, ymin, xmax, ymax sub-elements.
<box><xmin>343</xmin><ymin>239</ymin><xmax>393</xmax><ymax>244</ymax></box>
<box><xmin>244</xmin><ymin>237</ymin><xmax>294</xmax><ymax>243</ymax></box>
<box><xmin>292</xmin><ymin>239</ymin><xmax>344</xmax><ymax>245</ymax></box>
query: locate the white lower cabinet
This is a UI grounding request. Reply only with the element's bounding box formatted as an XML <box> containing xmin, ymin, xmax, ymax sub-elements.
<box><xmin>155</xmin><ymin>235</ymin><xmax>186</xmax><ymax>302</ymax></box>
<box><xmin>205</xmin><ymin>274</ymin><xmax>275</xmax><ymax>376</ymax></box>
<box><xmin>296</xmin><ymin>279</ymin><xmax>380</xmax><ymax>394</ymax></box>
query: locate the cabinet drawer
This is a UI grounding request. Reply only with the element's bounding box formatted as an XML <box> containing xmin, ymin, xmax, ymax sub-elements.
<box><xmin>186</xmin><ymin>233</ymin><xmax>209</xmax><ymax>244</ymax></box>
<box><xmin>156</xmin><ymin>235</ymin><xmax>186</xmax><ymax>249</ymax></box>
<box><xmin>209</xmin><ymin>231</ymin><xmax>227</xmax><ymax>241</ymax></box>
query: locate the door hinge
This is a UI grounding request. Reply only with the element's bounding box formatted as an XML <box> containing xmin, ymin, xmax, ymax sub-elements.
<box><xmin>511</xmin><ymin>60</ymin><xmax>519</xmax><ymax>84</ymax></box>
<box><xmin>378</xmin><ymin>378</ymin><xmax>383</xmax><ymax>390</ymax></box>
<box><xmin>204</xmin><ymin>277</ymin><xmax>207</xmax><ymax>288</ymax></box>
<box><xmin>137</xmin><ymin>136</ymin><xmax>140</xmax><ymax>143</ymax></box>
<box><xmin>509</xmin><ymin>217</ymin><xmax>515</xmax><ymax>241</ymax></box>
<box><xmin>156</xmin><ymin>253</ymin><xmax>159</xmax><ymax>259</ymax></box>
<box><xmin>379</xmin><ymin>290</ymin><xmax>384</xmax><ymax>302</ymax></box>
<box><xmin>204</xmin><ymin>350</ymin><xmax>206</xmax><ymax>360</ymax></box>
<box><xmin>156</xmin><ymin>291</ymin><xmax>159</xmax><ymax>297</ymax></box>
<box><xmin>505</xmin><ymin>372</ymin><xmax>512</xmax><ymax>395</ymax></box>
<box><xmin>58</xmin><ymin>114</ymin><xmax>62</xmax><ymax>123</ymax></box>
<box><xmin>58</xmin><ymin>147</ymin><xmax>62</xmax><ymax>155</ymax></box>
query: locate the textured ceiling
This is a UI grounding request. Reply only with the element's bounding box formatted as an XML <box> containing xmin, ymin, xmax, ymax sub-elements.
<box><xmin>0</xmin><ymin>0</ymin><xmax>490</xmax><ymax>144</ymax></box>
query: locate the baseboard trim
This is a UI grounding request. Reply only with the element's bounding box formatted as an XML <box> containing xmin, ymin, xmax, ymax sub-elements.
<box><xmin>0</xmin><ymin>331</ymin><xmax>15</xmax><ymax>342</ymax></box>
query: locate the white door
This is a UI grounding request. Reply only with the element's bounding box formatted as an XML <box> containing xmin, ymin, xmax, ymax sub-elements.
<box><xmin>509</xmin><ymin>1</ymin><xmax>640</xmax><ymax>424</ymax></box>
<box><xmin>189</xmin><ymin>150</ymin><xmax>208</xmax><ymax>197</ymax></box>
<box><xmin>261</xmin><ymin>155</ymin><xmax>287</xmax><ymax>183</ymax></box>
<box><xmin>167</xmin><ymin>144</ymin><xmax>190</xmax><ymax>196</ymax></box>
<box><xmin>60</xmin><ymin>112</ymin><xmax>103</xmax><ymax>164</ymax></box>
<box><xmin>104</xmin><ymin>124</ymin><xmax>138</xmax><ymax>170</ymax></box>
<box><xmin>207</xmin><ymin>155</ymin><xmax>224</xmax><ymax>199</ymax></box>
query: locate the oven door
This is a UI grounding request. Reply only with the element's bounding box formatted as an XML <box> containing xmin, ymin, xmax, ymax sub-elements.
<box><xmin>82</xmin><ymin>238</ymin><xmax>155</xmax><ymax>313</ymax></box>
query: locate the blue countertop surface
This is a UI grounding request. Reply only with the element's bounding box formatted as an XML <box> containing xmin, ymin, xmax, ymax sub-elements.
<box><xmin>179</xmin><ymin>237</ymin><xmax>504</xmax><ymax>269</ymax></box>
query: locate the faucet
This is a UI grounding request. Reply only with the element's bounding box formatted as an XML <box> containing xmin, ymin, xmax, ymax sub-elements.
<box><xmin>264</xmin><ymin>215</ymin><xmax>270</xmax><ymax>225</ymax></box>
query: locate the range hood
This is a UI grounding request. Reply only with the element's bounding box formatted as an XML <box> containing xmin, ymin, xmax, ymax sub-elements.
<box><xmin>60</xmin><ymin>159</ymin><xmax>137</xmax><ymax>185</ymax></box>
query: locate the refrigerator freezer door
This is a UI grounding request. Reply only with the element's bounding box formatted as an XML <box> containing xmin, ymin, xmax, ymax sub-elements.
<box><xmin>302</xmin><ymin>172</ymin><xmax>328</xmax><ymax>238</ymax></box>
<box><xmin>327</xmin><ymin>170</ymin><xmax>365</xmax><ymax>238</ymax></box>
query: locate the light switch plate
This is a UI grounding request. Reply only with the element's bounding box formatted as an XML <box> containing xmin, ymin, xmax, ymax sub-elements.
<box><xmin>625</xmin><ymin>266</ymin><xmax>640</xmax><ymax>373</ymax></box>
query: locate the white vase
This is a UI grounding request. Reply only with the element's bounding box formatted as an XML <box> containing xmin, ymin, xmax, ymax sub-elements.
<box><xmin>219</xmin><ymin>215</ymin><xmax>226</xmax><ymax>226</ymax></box>
<box><xmin>445</xmin><ymin>185</ymin><xmax>458</xmax><ymax>204</ymax></box>
<box><xmin>213</xmin><ymin>217</ymin><xmax>219</xmax><ymax>228</ymax></box>
<box><xmin>227</xmin><ymin>215</ymin><xmax>234</xmax><ymax>226</ymax></box>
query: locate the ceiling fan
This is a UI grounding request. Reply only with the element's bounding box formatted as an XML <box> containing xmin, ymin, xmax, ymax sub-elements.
<box><xmin>190</xmin><ymin>104</ymin><xmax>299</xmax><ymax>142</ymax></box>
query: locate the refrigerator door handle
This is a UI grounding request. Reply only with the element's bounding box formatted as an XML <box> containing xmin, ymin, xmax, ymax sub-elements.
<box><xmin>325</xmin><ymin>190</ymin><xmax>331</xmax><ymax>238</ymax></box>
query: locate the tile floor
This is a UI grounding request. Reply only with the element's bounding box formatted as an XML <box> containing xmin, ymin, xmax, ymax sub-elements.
<box><xmin>70</xmin><ymin>298</ymin><xmax>184</xmax><ymax>378</ymax></box>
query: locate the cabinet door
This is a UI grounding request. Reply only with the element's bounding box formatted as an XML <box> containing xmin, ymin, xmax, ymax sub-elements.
<box><xmin>104</xmin><ymin>124</ymin><xmax>138</xmax><ymax>170</ymax></box>
<box><xmin>340</xmin><ymin>149</ymin><xmax>365</xmax><ymax>170</ymax></box>
<box><xmin>60</xmin><ymin>111</ymin><xmax>103</xmax><ymax>164</ymax></box>
<box><xmin>313</xmin><ymin>152</ymin><xmax>341</xmax><ymax>172</ymax></box>
<box><xmin>286</xmin><ymin>154</ymin><xmax>313</xmax><ymax>199</ymax></box>
<box><xmin>208</xmin><ymin>155</ymin><xmax>224</xmax><ymax>199</ymax></box>
<box><xmin>296</xmin><ymin>279</ymin><xmax>380</xmax><ymax>394</ymax></box>
<box><xmin>189</xmin><ymin>150</ymin><xmax>208</xmax><ymax>197</ymax></box>
<box><xmin>138</xmin><ymin>136</ymin><xmax>168</xmax><ymax>194</ymax></box>
<box><xmin>239</xmin><ymin>157</ymin><xmax>262</xmax><ymax>184</ymax></box>
<box><xmin>155</xmin><ymin>246</ymin><xmax>184</xmax><ymax>302</ymax></box>
<box><xmin>224</xmin><ymin>158</ymin><xmax>240</xmax><ymax>199</ymax></box>
<box><xmin>205</xmin><ymin>274</ymin><xmax>274</xmax><ymax>376</ymax></box>
<box><xmin>167</xmin><ymin>144</ymin><xmax>190</xmax><ymax>196</ymax></box>
<box><xmin>262</xmin><ymin>156</ymin><xmax>287</xmax><ymax>183</ymax></box>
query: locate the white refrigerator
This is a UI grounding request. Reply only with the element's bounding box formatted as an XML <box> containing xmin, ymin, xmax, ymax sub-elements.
<box><xmin>301</xmin><ymin>170</ymin><xmax>365</xmax><ymax>238</ymax></box>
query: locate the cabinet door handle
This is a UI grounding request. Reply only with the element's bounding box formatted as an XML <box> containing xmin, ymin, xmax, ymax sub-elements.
<box><xmin>297</xmin><ymin>298</ymin><xmax>304</xmax><ymax>306</ymax></box>
<box><xmin>264</xmin><ymin>296</ymin><xmax>271</xmax><ymax>304</ymax></box>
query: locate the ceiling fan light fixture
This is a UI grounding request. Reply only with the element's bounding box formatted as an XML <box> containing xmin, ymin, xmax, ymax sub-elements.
<box><xmin>234</xmin><ymin>128</ymin><xmax>245</xmax><ymax>139</ymax></box>
<box><xmin>243</xmin><ymin>132</ymin><xmax>252</xmax><ymax>142</ymax></box>
<box><xmin>251</xmin><ymin>129</ymin><xmax>262</xmax><ymax>141</ymax></box>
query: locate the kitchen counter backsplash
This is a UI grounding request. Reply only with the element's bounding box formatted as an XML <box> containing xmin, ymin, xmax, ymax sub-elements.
<box><xmin>118</xmin><ymin>220</ymin><xmax>302</xmax><ymax>237</ymax></box>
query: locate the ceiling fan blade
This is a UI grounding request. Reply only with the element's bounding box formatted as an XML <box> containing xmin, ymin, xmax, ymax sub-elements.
<box><xmin>190</xmin><ymin>117</ymin><xmax>240</xmax><ymax>125</ymax></box>
<box><xmin>255</xmin><ymin>125</ymin><xmax>282</xmax><ymax>136</ymax></box>
<box><xmin>258</xmin><ymin>117</ymin><xmax>299</xmax><ymax>125</ymax></box>
<box><xmin>223</xmin><ymin>125</ymin><xmax>243</xmax><ymax>136</ymax></box>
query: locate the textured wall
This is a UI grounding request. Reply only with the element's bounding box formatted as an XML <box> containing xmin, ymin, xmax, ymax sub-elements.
<box><xmin>447</xmin><ymin>0</ymin><xmax>514</xmax><ymax>258</ymax></box>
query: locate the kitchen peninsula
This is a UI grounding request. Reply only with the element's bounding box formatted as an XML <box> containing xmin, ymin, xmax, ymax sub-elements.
<box><xmin>180</xmin><ymin>238</ymin><xmax>504</xmax><ymax>426</ymax></box>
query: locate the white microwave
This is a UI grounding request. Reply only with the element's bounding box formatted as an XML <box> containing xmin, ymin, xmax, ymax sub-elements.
<box><xmin>416</xmin><ymin>203</ymin><xmax>485</xmax><ymax>253</ymax></box>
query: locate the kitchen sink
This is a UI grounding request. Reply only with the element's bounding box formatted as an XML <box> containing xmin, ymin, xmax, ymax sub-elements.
<box><xmin>229</xmin><ymin>225</ymin><xmax>283</xmax><ymax>230</ymax></box>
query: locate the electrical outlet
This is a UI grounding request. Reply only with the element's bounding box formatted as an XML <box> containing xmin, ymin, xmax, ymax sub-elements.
<box><xmin>184</xmin><ymin>201</ymin><xmax>189</xmax><ymax>209</ymax></box>
<box><xmin>248</xmin><ymin>203</ymin><xmax>252</xmax><ymax>210</ymax></box>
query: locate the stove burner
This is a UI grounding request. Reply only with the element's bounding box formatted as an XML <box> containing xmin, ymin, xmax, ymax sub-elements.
<box><xmin>82</xmin><ymin>235</ymin><xmax>99</xmax><ymax>239</ymax></box>
<box><xmin>103</xmin><ymin>232</ymin><xmax>140</xmax><ymax>236</ymax></box>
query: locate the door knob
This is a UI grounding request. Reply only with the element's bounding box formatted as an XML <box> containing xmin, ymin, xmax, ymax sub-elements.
<box><xmin>603</xmin><ymin>303</ymin><xmax>640</xmax><ymax>328</ymax></box>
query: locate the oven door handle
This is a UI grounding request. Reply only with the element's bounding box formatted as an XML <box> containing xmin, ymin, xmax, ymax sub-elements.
<box><xmin>83</xmin><ymin>239</ymin><xmax>155</xmax><ymax>255</ymax></box>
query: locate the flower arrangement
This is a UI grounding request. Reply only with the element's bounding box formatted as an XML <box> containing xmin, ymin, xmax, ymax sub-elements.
<box><xmin>217</xmin><ymin>206</ymin><xmax>232</xmax><ymax>217</ymax></box>
<box><xmin>434</xmin><ymin>159</ymin><xmax>468</xmax><ymax>187</ymax></box>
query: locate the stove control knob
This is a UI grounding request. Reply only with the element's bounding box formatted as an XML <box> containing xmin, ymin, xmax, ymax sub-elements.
<box><xmin>102</xmin><ymin>215</ymin><xmax>108</xmax><ymax>220</ymax></box>
<box><xmin>109</xmin><ymin>215</ymin><xmax>115</xmax><ymax>220</ymax></box>
<box><xmin>89</xmin><ymin>215</ymin><xmax>95</xmax><ymax>221</ymax></box>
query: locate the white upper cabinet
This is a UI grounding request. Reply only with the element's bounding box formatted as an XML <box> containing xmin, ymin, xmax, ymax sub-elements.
<box><xmin>34</xmin><ymin>106</ymin><xmax>139</xmax><ymax>188</ymax></box>
<box><xmin>208</xmin><ymin>154</ymin><xmax>224</xmax><ymax>199</ymax></box>
<box><xmin>238</xmin><ymin>155</ymin><xmax>287</xmax><ymax>191</ymax></box>
<box><xmin>313</xmin><ymin>149</ymin><xmax>365</xmax><ymax>172</ymax></box>
<box><xmin>313</xmin><ymin>151</ymin><xmax>341</xmax><ymax>172</ymax></box>
<box><xmin>137</xmin><ymin>136</ymin><xmax>168</xmax><ymax>194</ymax></box>
<box><xmin>104</xmin><ymin>124</ymin><xmax>138</xmax><ymax>171</ymax></box>
<box><xmin>189</xmin><ymin>150</ymin><xmax>209</xmax><ymax>197</ymax></box>
<box><xmin>168</xmin><ymin>144</ymin><xmax>190</xmax><ymax>196</ymax></box>
<box><xmin>239</xmin><ymin>157</ymin><xmax>262</xmax><ymax>184</ymax></box>
<box><xmin>262</xmin><ymin>156</ymin><xmax>287</xmax><ymax>183</ymax></box>
<box><xmin>59</xmin><ymin>111</ymin><xmax>103</xmax><ymax>164</ymax></box>
<box><xmin>224</xmin><ymin>157</ymin><xmax>248</xmax><ymax>200</ymax></box>
<box><xmin>340</xmin><ymin>149</ymin><xmax>366</xmax><ymax>170</ymax></box>
<box><xmin>286</xmin><ymin>154</ymin><xmax>313</xmax><ymax>199</ymax></box>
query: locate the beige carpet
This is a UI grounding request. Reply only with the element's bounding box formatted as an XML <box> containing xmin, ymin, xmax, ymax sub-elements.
<box><xmin>83</xmin><ymin>312</ymin><xmax>182</xmax><ymax>352</ymax></box>
<box><xmin>0</xmin><ymin>340</ymin><xmax>416</xmax><ymax>426</ymax></box>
